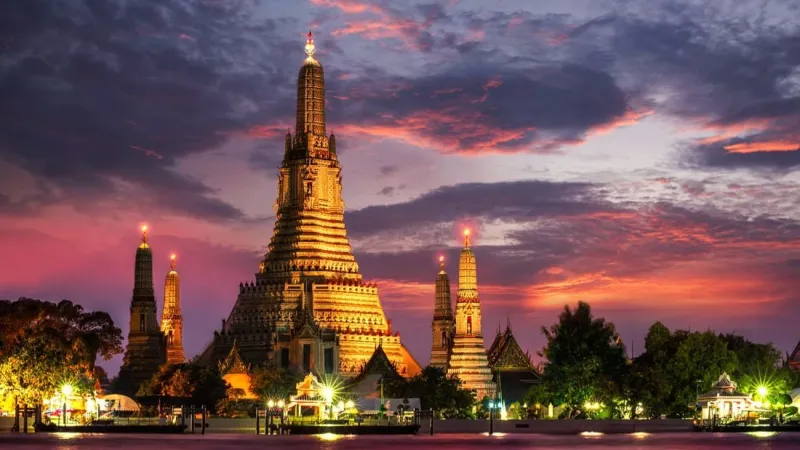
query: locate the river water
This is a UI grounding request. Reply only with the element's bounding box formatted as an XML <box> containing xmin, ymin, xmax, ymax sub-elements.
<box><xmin>0</xmin><ymin>432</ymin><xmax>797</xmax><ymax>449</ymax></box>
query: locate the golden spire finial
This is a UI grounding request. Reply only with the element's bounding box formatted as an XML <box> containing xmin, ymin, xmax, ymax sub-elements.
<box><xmin>439</xmin><ymin>255</ymin><xmax>445</xmax><ymax>271</ymax></box>
<box><xmin>463</xmin><ymin>228</ymin><xmax>471</xmax><ymax>247</ymax></box>
<box><xmin>304</xmin><ymin>30</ymin><xmax>315</xmax><ymax>58</ymax></box>
<box><xmin>141</xmin><ymin>224</ymin><xmax>148</xmax><ymax>244</ymax></box>
<box><xmin>170</xmin><ymin>253</ymin><xmax>177</xmax><ymax>271</ymax></box>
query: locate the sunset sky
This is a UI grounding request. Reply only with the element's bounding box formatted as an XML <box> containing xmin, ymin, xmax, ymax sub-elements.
<box><xmin>2</xmin><ymin>0</ymin><xmax>800</xmax><ymax>375</ymax></box>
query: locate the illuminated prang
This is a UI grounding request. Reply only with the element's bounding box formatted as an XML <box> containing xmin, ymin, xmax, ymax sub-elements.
<box><xmin>117</xmin><ymin>222</ymin><xmax>165</xmax><ymax>394</ymax></box>
<box><xmin>430</xmin><ymin>252</ymin><xmax>454</xmax><ymax>369</ymax></box>
<box><xmin>446</xmin><ymin>224</ymin><xmax>496</xmax><ymax>398</ymax></box>
<box><xmin>162</xmin><ymin>253</ymin><xmax>184</xmax><ymax>364</ymax></box>
<box><xmin>200</xmin><ymin>33</ymin><xmax>420</xmax><ymax>380</ymax></box>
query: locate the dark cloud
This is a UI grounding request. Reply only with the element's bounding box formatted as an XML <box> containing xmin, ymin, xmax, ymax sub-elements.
<box><xmin>379</xmin><ymin>165</ymin><xmax>399</xmax><ymax>176</ymax></box>
<box><xmin>0</xmin><ymin>0</ymin><xmax>301</xmax><ymax>220</ymax></box>
<box><xmin>346</xmin><ymin>180</ymin><xmax>610</xmax><ymax>237</ymax></box>
<box><xmin>328</xmin><ymin>63</ymin><xmax>632</xmax><ymax>153</ymax></box>
<box><xmin>600</xmin><ymin>5</ymin><xmax>800</xmax><ymax>169</ymax></box>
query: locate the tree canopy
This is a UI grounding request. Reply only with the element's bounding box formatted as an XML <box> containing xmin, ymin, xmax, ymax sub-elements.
<box><xmin>138</xmin><ymin>363</ymin><xmax>229</xmax><ymax>411</ymax></box>
<box><xmin>384</xmin><ymin>366</ymin><xmax>475</xmax><ymax>418</ymax></box>
<box><xmin>0</xmin><ymin>298</ymin><xmax>123</xmax><ymax>404</ymax></box>
<box><xmin>537</xmin><ymin>302</ymin><xmax>629</xmax><ymax>418</ymax></box>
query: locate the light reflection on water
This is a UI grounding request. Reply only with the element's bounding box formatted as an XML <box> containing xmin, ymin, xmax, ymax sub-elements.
<box><xmin>1</xmin><ymin>432</ymin><xmax>798</xmax><ymax>449</ymax></box>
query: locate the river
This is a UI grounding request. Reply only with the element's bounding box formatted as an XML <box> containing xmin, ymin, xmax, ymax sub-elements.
<box><xmin>0</xmin><ymin>432</ymin><xmax>796</xmax><ymax>449</ymax></box>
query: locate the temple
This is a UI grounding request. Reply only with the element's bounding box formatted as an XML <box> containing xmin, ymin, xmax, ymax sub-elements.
<box><xmin>161</xmin><ymin>254</ymin><xmax>185</xmax><ymax>365</ymax></box>
<box><xmin>487</xmin><ymin>321</ymin><xmax>540</xmax><ymax>406</ymax></box>
<box><xmin>116</xmin><ymin>226</ymin><xmax>166</xmax><ymax>395</ymax></box>
<box><xmin>430</xmin><ymin>256</ymin><xmax>454</xmax><ymax>369</ymax></box>
<box><xmin>446</xmin><ymin>229</ymin><xmax>496</xmax><ymax>399</ymax></box>
<box><xmin>199</xmin><ymin>33</ymin><xmax>421</xmax><ymax>379</ymax></box>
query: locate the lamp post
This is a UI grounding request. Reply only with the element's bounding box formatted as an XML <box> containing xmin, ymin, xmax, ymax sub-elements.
<box><xmin>61</xmin><ymin>384</ymin><xmax>73</xmax><ymax>427</ymax></box>
<box><xmin>277</xmin><ymin>400</ymin><xmax>285</xmax><ymax>434</ymax></box>
<box><xmin>488</xmin><ymin>400</ymin><xmax>495</xmax><ymax>436</ymax></box>
<box><xmin>322</xmin><ymin>387</ymin><xmax>334</xmax><ymax>421</ymax></box>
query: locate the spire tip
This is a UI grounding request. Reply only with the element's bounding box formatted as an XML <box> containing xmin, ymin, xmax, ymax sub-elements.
<box><xmin>305</xmin><ymin>30</ymin><xmax>316</xmax><ymax>58</ymax></box>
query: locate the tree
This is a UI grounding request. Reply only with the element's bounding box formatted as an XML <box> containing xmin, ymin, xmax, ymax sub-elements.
<box><xmin>384</xmin><ymin>366</ymin><xmax>475</xmax><ymax>419</ymax></box>
<box><xmin>538</xmin><ymin>302</ymin><xmax>628</xmax><ymax>418</ymax></box>
<box><xmin>632</xmin><ymin>323</ymin><xmax>738</xmax><ymax>418</ymax></box>
<box><xmin>249</xmin><ymin>365</ymin><xmax>301</xmax><ymax>401</ymax></box>
<box><xmin>0</xmin><ymin>298</ymin><xmax>123</xmax><ymax>405</ymax></box>
<box><xmin>720</xmin><ymin>334</ymin><xmax>782</xmax><ymax>379</ymax></box>
<box><xmin>138</xmin><ymin>363</ymin><xmax>229</xmax><ymax>412</ymax></box>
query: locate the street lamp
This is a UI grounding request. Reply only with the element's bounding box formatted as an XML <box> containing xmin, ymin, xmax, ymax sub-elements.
<box><xmin>61</xmin><ymin>383</ymin><xmax>73</xmax><ymax>427</ymax></box>
<box><xmin>488</xmin><ymin>400</ymin><xmax>495</xmax><ymax>436</ymax></box>
<box><xmin>322</xmin><ymin>386</ymin><xmax>334</xmax><ymax>420</ymax></box>
<box><xmin>757</xmin><ymin>386</ymin><xmax>769</xmax><ymax>400</ymax></box>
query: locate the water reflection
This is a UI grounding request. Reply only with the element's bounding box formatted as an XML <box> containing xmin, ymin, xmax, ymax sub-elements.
<box><xmin>2</xmin><ymin>432</ymin><xmax>800</xmax><ymax>449</ymax></box>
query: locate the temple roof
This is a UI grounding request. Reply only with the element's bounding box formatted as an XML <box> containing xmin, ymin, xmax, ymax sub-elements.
<box><xmin>698</xmin><ymin>372</ymin><xmax>750</xmax><ymax>399</ymax></box>
<box><xmin>218</xmin><ymin>341</ymin><xmax>250</xmax><ymax>375</ymax></box>
<box><xmin>789</xmin><ymin>341</ymin><xmax>800</xmax><ymax>366</ymax></box>
<box><xmin>487</xmin><ymin>323</ymin><xmax>536</xmax><ymax>372</ymax></box>
<box><xmin>350</xmin><ymin>342</ymin><xmax>403</xmax><ymax>384</ymax></box>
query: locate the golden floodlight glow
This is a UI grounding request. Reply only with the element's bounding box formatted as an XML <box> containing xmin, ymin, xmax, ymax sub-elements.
<box><xmin>322</xmin><ymin>386</ymin><xmax>334</xmax><ymax>402</ymax></box>
<box><xmin>317</xmin><ymin>433</ymin><xmax>342</xmax><ymax>441</ymax></box>
<box><xmin>463</xmin><ymin>228</ymin><xmax>471</xmax><ymax>236</ymax></box>
<box><xmin>439</xmin><ymin>255</ymin><xmax>444</xmax><ymax>262</ymax></box>
<box><xmin>141</xmin><ymin>224</ymin><xmax>148</xmax><ymax>233</ymax></box>
<box><xmin>61</xmin><ymin>383</ymin><xmax>73</xmax><ymax>397</ymax></box>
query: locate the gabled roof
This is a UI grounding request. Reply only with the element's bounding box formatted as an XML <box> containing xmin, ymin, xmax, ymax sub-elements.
<box><xmin>698</xmin><ymin>372</ymin><xmax>750</xmax><ymax>399</ymax></box>
<box><xmin>218</xmin><ymin>340</ymin><xmax>251</xmax><ymax>375</ymax></box>
<box><xmin>350</xmin><ymin>342</ymin><xmax>403</xmax><ymax>385</ymax></box>
<box><xmin>789</xmin><ymin>341</ymin><xmax>800</xmax><ymax>366</ymax></box>
<box><xmin>487</xmin><ymin>324</ymin><xmax>535</xmax><ymax>372</ymax></box>
<box><xmin>293</xmin><ymin>293</ymin><xmax>319</xmax><ymax>338</ymax></box>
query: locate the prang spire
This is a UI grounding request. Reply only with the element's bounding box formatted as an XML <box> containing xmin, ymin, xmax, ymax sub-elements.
<box><xmin>162</xmin><ymin>253</ymin><xmax>185</xmax><ymax>364</ymax></box>
<box><xmin>458</xmin><ymin>228</ymin><xmax>477</xmax><ymax>300</ymax></box>
<box><xmin>295</xmin><ymin>30</ymin><xmax>326</xmax><ymax>138</ymax></box>
<box><xmin>133</xmin><ymin>224</ymin><xmax>155</xmax><ymax>300</ymax></box>
<box><xmin>118</xmin><ymin>223</ymin><xmax>166</xmax><ymax>395</ymax></box>
<box><xmin>431</xmin><ymin>255</ymin><xmax>454</xmax><ymax>369</ymax></box>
